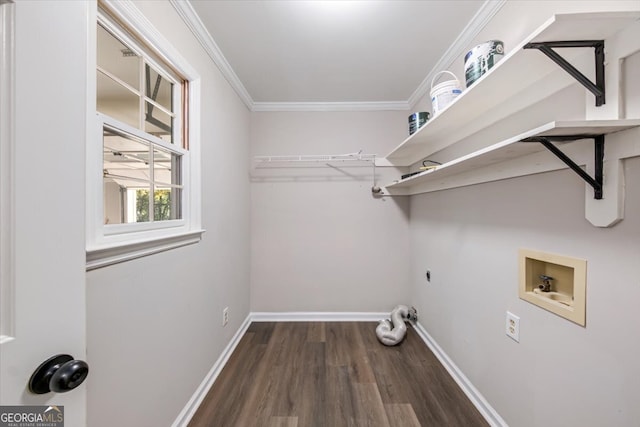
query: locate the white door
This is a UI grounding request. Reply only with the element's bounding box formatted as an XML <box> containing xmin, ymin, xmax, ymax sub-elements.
<box><xmin>1</xmin><ymin>1</ymin><xmax>88</xmax><ymax>425</ymax></box>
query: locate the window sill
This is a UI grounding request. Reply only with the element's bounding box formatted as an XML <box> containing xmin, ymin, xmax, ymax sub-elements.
<box><xmin>86</xmin><ymin>229</ymin><xmax>205</xmax><ymax>271</ymax></box>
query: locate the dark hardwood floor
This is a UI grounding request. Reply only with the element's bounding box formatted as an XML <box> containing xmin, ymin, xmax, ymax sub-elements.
<box><xmin>188</xmin><ymin>322</ymin><xmax>489</xmax><ymax>427</ymax></box>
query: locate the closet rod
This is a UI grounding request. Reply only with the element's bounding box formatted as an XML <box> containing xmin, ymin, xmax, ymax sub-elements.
<box><xmin>254</xmin><ymin>151</ymin><xmax>376</xmax><ymax>164</ymax></box>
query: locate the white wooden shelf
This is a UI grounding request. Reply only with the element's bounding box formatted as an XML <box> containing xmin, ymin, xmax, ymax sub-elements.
<box><xmin>385</xmin><ymin>11</ymin><xmax>640</xmax><ymax>167</ymax></box>
<box><xmin>385</xmin><ymin>119</ymin><xmax>640</xmax><ymax>196</ymax></box>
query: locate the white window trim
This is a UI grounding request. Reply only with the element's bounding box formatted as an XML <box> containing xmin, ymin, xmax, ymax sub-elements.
<box><xmin>87</xmin><ymin>0</ymin><xmax>203</xmax><ymax>270</ymax></box>
<box><xmin>0</xmin><ymin>0</ymin><xmax>15</xmax><ymax>343</ymax></box>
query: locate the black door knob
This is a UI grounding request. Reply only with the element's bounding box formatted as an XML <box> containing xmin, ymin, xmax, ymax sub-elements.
<box><xmin>28</xmin><ymin>354</ymin><xmax>89</xmax><ymax>394</ymax></box>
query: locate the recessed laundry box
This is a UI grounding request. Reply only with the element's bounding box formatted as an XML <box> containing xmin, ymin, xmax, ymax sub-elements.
<box><xmin>519</xmin><ymin>248</ymin><xmax>587</xmax><ymax>326</ymax></box>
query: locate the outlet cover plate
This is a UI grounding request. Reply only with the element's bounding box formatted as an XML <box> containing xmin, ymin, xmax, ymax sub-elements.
<box><xmin>506</xmin><ymin>311</ymin><xmax>520</xmax><ymax>342</ymax></box>
<box><xmin>223</xmin><ymin>307</ymin><xmax>229</xmax><ymax>327</ymax></box>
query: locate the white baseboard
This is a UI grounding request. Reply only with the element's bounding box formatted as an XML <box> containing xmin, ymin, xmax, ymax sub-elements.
<box><xmin>171</xmin><ymin>313</ymin><xmax>252</xmax><ymax>427</ymax></box>
<box><xmin>412</xmin><ymin>322</ymin><xmax>508</xmax><ymax>427</ymax></box>
<box><xmin>251</xmin><ymin>311</ymin><xmax>388</xmax><ymax>322</ymax></box>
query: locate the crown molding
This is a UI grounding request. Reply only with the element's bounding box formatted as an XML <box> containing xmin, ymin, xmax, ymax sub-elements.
<box><xmin>252</xmin><ymin>101</ymin><xmax>410</xmax><ymax>112</ymax></box>
<box><xmin>407</xmin><ymin>0</ymin><xmax>507</xmax><ymax>108</ymax></box>
<box><xmin>169</xmin><ymin>0</ymin><xmax>254</xmax><ymax>110</ymax></box>
<box><xmin>171</xmin><ymin>0</ymin><xmax>505</xmax><ymax>112</ymax></box>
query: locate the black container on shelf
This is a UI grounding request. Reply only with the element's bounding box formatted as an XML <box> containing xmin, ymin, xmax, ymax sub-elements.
<box><xmin>408</xmin><ymin>112</ymin><xmax>430</xmax><ymax>135</ymax></box>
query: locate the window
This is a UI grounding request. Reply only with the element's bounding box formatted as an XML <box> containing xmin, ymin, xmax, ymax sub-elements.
<box><xmin>100</xmin><ymin>119</ymin><xmax>183</xmax><ymax>225</ymax></box>
<box><xmin>87</xmin><ymin>3</ymin><xmax>202</xmax><ymax>269</ymax></box>
<box><xmin>98</xmin><ymin>16</ymin><xmax>185</xmax><ymax>226</ymax></box>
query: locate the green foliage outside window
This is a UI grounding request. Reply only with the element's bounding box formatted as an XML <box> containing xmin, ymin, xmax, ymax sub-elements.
<box><xmin>136</xmin><ymin>189</ymin><xmax>172</xmax><ymax>222</ymax></box>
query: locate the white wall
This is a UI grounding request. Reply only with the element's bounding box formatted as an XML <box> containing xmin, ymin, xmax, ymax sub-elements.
<box><xmin>250</xmin><ymin>111</ymin><xmax>412</xmax><ymax>312</ymax></box>
<box><xmin>86</xmin><ymin>2</ymin><xmax>251</xmax><ymax>426</ymax></box>
<box><xmin>408</xmin><ymin>1</ymin><xmax>640</xmax><ymax>426</ymax></box>
<box><xmin>410</xmin><ymin>155</ymin><xmax>640</xmax><ymax>427</ymax></box>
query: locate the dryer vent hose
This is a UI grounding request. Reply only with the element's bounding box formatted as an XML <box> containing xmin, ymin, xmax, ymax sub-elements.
<box><xmin>375</xmin><ymin>305</ymin><xmax>418</xmax><ymax>346</ymax></box>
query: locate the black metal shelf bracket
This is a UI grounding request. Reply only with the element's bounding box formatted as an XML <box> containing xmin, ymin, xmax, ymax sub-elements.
<box><xmin>522</xmin><ymin>135</ymin><xmax>604</xmax><ymax>199</ymax></box>
<box><xmin>523</xmin><ymin>40</ymin><xmax>605</xmax><ymax>106</ymax></box>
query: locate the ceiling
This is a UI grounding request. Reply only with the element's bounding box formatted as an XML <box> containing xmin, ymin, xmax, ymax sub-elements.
<box><xmin>180</xmin><ymin>0</ymin><xmax>502</xmax><ymax>110</ymax></box>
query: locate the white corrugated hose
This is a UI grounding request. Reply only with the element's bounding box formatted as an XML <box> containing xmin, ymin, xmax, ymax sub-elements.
<box><xmin>376</xmin><ymin>305</ymin><xmax>418</xmax><ymax>346</ymax></box>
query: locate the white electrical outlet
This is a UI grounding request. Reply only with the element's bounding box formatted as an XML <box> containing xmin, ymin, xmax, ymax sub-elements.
<box><xmin>222</xmin><ymin>307</ymin><xmax>229</xmax><ymax>327</ymax></box>
<box><xmin>506</xmin><ymin>311</ymin><xmax>520</xmax><ymax>342</ymax></box>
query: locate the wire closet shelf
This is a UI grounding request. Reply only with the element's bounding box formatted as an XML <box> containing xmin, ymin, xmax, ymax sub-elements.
<box><xmin>253</xmin><ymin>151</ymin><xmax>376</xmax><ymax>166</ymax></box>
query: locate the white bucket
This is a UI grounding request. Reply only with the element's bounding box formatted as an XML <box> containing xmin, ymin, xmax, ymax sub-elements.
<box><xmin>430</xmin><ymin>71</ymin><xmax>462</xmax><ymax>115</ymax></box>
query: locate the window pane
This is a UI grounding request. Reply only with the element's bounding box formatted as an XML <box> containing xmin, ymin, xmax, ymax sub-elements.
<box><xmin>133</xmin><ymin>188</ymin><xmax>152</xmax><ymax>223</ymax></box>
<box><xmin>145</xmin><ymin>101</ymin><xmax>173</xmax><ymax>143</ymax></box>
<box><xmin>145</xmin><ymin>64</ymin><xmax>173</xmax><ymax>112</ymax></box>
<box><xmin>103</xmin><ymin>130</ymin><xmax>151</xmax><ymax>183</ymax></box>
<box><xmin>153</xmin><ymin>188</ymin><xmax>180</xmax><ymax>221</ymax></box>
<box><xmin>103</xmin><ymin>129</ymin><xmax>152</xmax><ymax>224</ymax></box>
<box><xmin>97</xmin><ymin>24</ymin><xmax>140</xmax><ymax>90</ymax></box>
<box><xmin>97</xmin><ymin>72</ymin><xmax>140</xmax><ymax>129</ymax></box>
<box><xmin>153</xmin><ymin>148</ymin><xmax>180</xmax><ymax>186</ymax></box>
<box><xmin>103</xmin><ymin>180</ymin><xmax>124</xmax><ymax>225</ymax></box>
<box><xmin>153</xmin><ymin>149</ymin><xmax>182</xmax><ymax>221</ymax></box>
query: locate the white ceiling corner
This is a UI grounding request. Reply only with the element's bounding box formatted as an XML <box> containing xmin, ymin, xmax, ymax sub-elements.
<box><xmin>173</xmin><ymin>0</ymin><xmax>506</xmax><ymax>112</ymax></box>
<box><xmin>170</xmin><ymin>0</ymin><xmax>254</xmax><ymax>108</ymax></box>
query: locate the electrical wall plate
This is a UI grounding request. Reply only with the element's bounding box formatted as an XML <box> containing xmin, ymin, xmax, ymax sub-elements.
<box><xmin>222</xmin><ymin>307</ymin><xmax>229</xmax><ymax>327</ymax></box>
<box><xmin>506</xmin><ymin>311</ymin><xmax>520</xmax><ymax>342</ymax></box>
